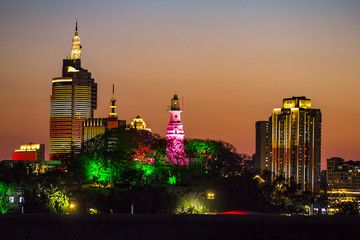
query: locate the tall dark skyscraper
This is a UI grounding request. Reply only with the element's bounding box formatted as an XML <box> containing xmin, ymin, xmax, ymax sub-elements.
<box><xmin>271</xmin><ymin>96</ymin><xmax>321</xmax><ymax>193</ymax></box>
<box><xmin>50</xmin><ymin>22</ymin><xmax>97</xmax><ymax>162</ymax></box>
<box><xmin>255</xmin><ymin>121</ymin><xmax>271</xmax><ymax>173</ymax></box>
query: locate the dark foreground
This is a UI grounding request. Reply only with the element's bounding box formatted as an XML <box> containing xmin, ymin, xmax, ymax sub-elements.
<box><xmin>1</xmin><ymin>214</ymin><xmax>360</xmax><ymax>240</ymax></box>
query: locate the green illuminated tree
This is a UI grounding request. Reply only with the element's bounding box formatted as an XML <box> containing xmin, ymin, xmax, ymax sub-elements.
<box><xmin>0</xmin><ymin>182</ymin><xmax>14</xmax><ymax>214</ymax></box>
<box><xmin>73</xmin><ymin>129</ymin><xmax>144</xmax><ymax>186</ymax></box>
<box><xmin>185</xmin><ymin>139</ymin><xmax>216</xmax><ymax>170</ymax></box>
<box><xmin>185</xmin><ymin>139</ymin><xmax>248</xmax><ymax>178</ymax></box>
<box><xmin>81</xmin><ymin>154</ymin><xmax>114</xmax><ymax>184</ymax></box>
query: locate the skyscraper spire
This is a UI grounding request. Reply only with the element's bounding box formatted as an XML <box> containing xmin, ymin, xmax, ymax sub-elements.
<box><xmin>109</xmin><ymin>84</ymin><xmax>117</xmax><ymax>117</ymax></box>
<box><xmin>70</xmin><ymin>20</ymin><xmax>81</xmax><ymax>59</ymax></box>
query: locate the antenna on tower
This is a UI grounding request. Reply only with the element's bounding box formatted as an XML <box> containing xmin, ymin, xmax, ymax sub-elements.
<box><xmin>182</xmin><ymin>96</ymin><xmax>184</xmax><ymax>111</ymax></box>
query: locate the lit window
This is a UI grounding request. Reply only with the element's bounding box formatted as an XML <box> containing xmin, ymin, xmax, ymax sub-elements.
<box><xmin>19</xmin><ymin>197</ymin><xmax>24</xmax><ymax>203</ymax></box>
<box><xmin>9</xmin><ymin>197</ymin><xmax>14</xmax><ymax>203</ymax></box>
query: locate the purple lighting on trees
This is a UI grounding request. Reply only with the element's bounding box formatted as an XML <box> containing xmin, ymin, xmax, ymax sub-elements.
<box><xmin>166</xmin><ymin>94</ymin><xmax>188</xmax><ymax>166</ymax></box>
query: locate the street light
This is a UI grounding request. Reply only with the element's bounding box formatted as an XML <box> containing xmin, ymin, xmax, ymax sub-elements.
<box><xmin>207</xmin><ymin>192</ymin><xmax>215</xmax><ymax>200</ymax></box>
<box><xmin>207</xmin><ymin>192</ymin><xmax>215</xmax><ymax>214</ymax></box>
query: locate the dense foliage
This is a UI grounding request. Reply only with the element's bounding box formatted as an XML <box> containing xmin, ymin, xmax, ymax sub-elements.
<box><xmin>336</xmin><ymin>201</ymin><xmax>359</xmax><ymax>215</ymax></box>
<box><xmin>0</xmin><ymin>182</ymin><xmax>13</xmax><ymax>214</ymax></box>
<box><xmin>258</xmin><ymin>173</ymin><xmax>313</xmax><ymax>214</ymax></box>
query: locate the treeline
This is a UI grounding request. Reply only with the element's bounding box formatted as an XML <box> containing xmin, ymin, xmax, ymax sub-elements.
<box><xmin>2</xmin><ymin>129</ymin><xmax>269</xmax><ymax>214</ymax></box>
<box><xmin>69</xmin><ymin>129</ymin><xmax>249</xmax><ymax>187</ymax></box>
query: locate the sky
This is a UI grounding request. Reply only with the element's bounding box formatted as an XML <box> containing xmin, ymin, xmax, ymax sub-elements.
<box><xmin>0</xmin><ymin>0</ymin><xmax>359</xmax><ymax>169</ymax></box>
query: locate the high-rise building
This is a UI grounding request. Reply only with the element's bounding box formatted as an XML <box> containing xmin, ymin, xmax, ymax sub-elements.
<box><xmin>50</xmin><ymin>22</ymin><xmax>97</xmax><ymax>162</ymax></box>
<box><xmin>271</xmin><ymin>96</ymin><xmax>321</xmax><ymax>193</ymax></box>
<box><xmin>255</xmin><ymin>121</ymin><xmax>271</xmax><ymax>173</ymax></box>
<box><xmin>166</xmin><ymin>94</ymin><xmax>187</xmax><ymax>165</ymax></box>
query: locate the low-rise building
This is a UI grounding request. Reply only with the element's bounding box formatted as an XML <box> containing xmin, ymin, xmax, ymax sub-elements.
<box><xmin>326</xmin><ymin>157</ymin><xmax>360</xmax><ymax>213</ymax></box>
<box><xmin>0</xmin><ymin>160</ymin><xmax>61</xmax><ymax>175</ymax></box>
<box><xmin>327</xmin><ymin>157</ymin><xmax>360</xmax><ymax>189</ymax></box>
<box><xmin>13</xmin><ymin>143</ymin><xmax>45</xmax><ymax>161</ymax></box>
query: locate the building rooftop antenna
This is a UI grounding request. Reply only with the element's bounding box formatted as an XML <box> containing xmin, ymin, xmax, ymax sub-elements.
<box><xmin>182</xmin><ymin>96</ymin><xmax>184</xmax><ymax>111</ymax></box>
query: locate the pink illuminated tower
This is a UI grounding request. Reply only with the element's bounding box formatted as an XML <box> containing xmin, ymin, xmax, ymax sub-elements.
<box><xmin>166</xmin><ymin>94</ymin><xmax>188</xmax><ymax>166</ymax></box>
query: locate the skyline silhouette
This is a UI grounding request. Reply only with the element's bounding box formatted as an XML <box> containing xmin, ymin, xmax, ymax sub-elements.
<box><xmin>1</xmin><ymin>1</ymin><xmax>360</xmax><ymax>169</ymax></box>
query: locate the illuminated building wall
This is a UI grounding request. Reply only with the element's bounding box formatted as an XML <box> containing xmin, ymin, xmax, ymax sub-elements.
<box><xmin>50</xmin><ymin>22</ymin><xmax>97</xmax><ymax>161</ymax></box>
<box><xmin>166</xmin><ymin>94</ymin><xmax>187</xmax><ymax>165</ymax></box>
<box><xmin>327</xmin><ymin>157</ymin><xmax>360</xmax><ymax>189</ymax></box>
<box><xmin>327</xmin><ymin>189</ymin><xmax>360</xmax><ymax>211</ymax></box>
<box><xmin>83</xmin><ymin>118</ymin><xmax>106</xmax><ymax>143</ymax></box>
<box><xmin>255</xmin><ymin>121</ymin><xmax>271</xmax><ymax>173</ymax></box>
<box><xmin>271</xmin><ymin>96</ymin><xmax>321</xmax><ymax>193</ymax></box>
<box><xmin>326</xmin><ymin>158</ymin><xmax>360</xmax><ymax>210</ymax></box>
<box><xmin>13</xmin><ymin>143</ymin><xmax>45</xmax><ymax>161</ymax></box>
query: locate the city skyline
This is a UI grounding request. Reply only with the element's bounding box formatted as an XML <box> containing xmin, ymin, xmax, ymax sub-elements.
<box><xmin>1</xmin><ymin>1</ymin><xmax>360</xmax><ymax>169</ymax></box>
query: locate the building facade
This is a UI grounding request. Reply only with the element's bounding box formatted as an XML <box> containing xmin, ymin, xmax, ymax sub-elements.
<box><xmin>271</xmin><ymin>96</ymin><xmax>321</xmax><ymax>193</ymax></box>
<box><xmin>327</xmin><ymin>157</ymin><xmax>360</xmax><ymax>189</ymax></box>
<box><xmin>166</xmin><ymin>94</ymin><xmax>187</xmax><ymax>165</ymax></box>
<box><xmin>50</xmin><ymin>23</ymin><xmax>97</xmax><ymax>162</ymax></box>
<box><xmin>13</xmin><ymin>143</ymin><xmax>45</xmax><ymax>161</ymax></box>
<box><xmin>255</xmin><ymin>121</ymin><xmax>271</xmax><ymax>173</ymax></box>
<box><xmin>0</xmin><ymin>160</ymin><xmax>61</xmax><ymax>175</ymax></box>
<box><xmin>326</xmin><ymin>157</ymin><xmax>360</xmax><ymax>212</ymax></box>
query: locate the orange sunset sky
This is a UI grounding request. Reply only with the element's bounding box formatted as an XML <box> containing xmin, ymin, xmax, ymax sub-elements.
<box><xmin>0</xmin><ymin>1</ymin><xmax>360</xmax><ymax>169</ymax></box>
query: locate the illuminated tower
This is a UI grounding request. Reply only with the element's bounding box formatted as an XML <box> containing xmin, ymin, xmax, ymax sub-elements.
<box><xmin>107</xmin><ymin>84</ymin><xmax>119</xmax><ymax>128</ymax></box>
<box><xmin>271</xmin><ymin>96</ymin><xmax>321</xmax><ymax>193</ymax></box>
<box><xmin>50</xmin><ymin>22</ymin><xmax>97</xmax><ymax>162</ymax></box>
<box><xmin>166</xmin><ymin>94</ymin><xmax>187</xmax><ymax>166</ymax></box>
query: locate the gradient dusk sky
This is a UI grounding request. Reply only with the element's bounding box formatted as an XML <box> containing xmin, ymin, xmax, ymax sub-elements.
<box><xmin>0</xmin><ymin>0</ymin><xmax>360</xmax><ymax>169</ymax></box>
